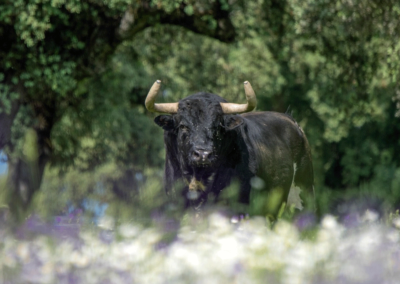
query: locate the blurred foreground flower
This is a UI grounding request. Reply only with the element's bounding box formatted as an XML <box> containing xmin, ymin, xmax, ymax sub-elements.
<box><xmin>0</xmin><ymin>213</ymin><xmax>400</xmax><ymax>284</ymax></box>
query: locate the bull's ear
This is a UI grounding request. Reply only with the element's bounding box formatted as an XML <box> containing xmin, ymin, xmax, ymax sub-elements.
<box><xmin>155</xmin><ymin>115</ymin><xmax>175</xmax><ymax>131</ymax></box>
<box><xmin>223</xmin><ymin>115</ymin><xmax>244</xmax><ymax>130</ymax></box>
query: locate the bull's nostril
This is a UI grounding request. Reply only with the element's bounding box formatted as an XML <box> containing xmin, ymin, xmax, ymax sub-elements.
<box><xmin>193</xmin><ymin>151</ymin><xmax>201</xmax><ymax>161</ymax></box>
<box><xmin>202</xmin><ymin>151</ymin><xmax>210</xmax><ymax>160</ymax></box>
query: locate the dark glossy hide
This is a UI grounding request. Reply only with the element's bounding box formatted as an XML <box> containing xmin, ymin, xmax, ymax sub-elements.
<box><xmin>155</xmin><ymin>93</ymin><xmax>314</xmax><ymax>216</ymax></box>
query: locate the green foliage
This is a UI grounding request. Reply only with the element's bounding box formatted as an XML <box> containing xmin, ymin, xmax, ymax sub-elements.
<box><xmin>1</xmin><ymin>0</ymin><xmax>400</xmax><ymax>218</ymax></box>
<box><xmin>288</xmin><ymin>0</ymin><xmax>400</xmax><ymax>142</ymax></box>
<box><xmin>0</xmin><ymin>0</ymin><xmax>134</xmax><ymax>160</ymax></box>
<box><xmin>1</xmin><ymin>0</ymin><xmax>132</xmax><ymax>46</ymax></box>
<box><xmin>0</xmin><ymin>81</ymin><xmax>18</xmax><ymax>115</ymax></box>
<box><xmin>49</xmin><ymin>49</ymin><xmax>165</xmax><ymax>170</ymax></box>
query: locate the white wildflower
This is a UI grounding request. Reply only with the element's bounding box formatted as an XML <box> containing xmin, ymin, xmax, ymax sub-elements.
<box><xmin>392</xmin><ymin>217</ymin><xmax>400</xmax><ymax>229</ymax></box>
<box><xmin>321</xmin><ymin>215</ymin><xmax>338</xmax><ymax>230</ymax></box>
<box><xmin>361</xmin><ymin>209</ymin><xmax>379</xmax><ymax>223</ymax></box>
<box><xmin>97</xmin><ymin>215</ymin><xmax>115</xmax><ymax>230</ymax></box>
<box><xmin>16</xmin><ymin>242</ymin><xmax>30</xmax><ymax>262</ymax></box>
<box><xmin>386</xmin><ymin>230</ymin><xmax>400</xmax><ymax>243</ymax></box>
<box><xmin>208</xmin><ymin>212</ymin><xmax>233</xmax><ymax>236</ymax></box>
<box><xmin>118</xmin><ymin>223</ymin><xmax>140</xmax><ymax>238</ymax></box>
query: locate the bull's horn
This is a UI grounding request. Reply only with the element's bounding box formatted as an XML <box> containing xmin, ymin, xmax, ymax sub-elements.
<box><xmin>145</xmin><ymin>80</ymin><xmax>179</xmax><ymax>113</ymax></box>
<box><xmin>220</xmin><ymin>81</ymin><xmax>257</xmax><ymax>114</ymax></box>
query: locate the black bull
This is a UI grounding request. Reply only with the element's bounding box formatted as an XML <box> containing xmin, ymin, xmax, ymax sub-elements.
<box><xmin>146</xmin><ymin>80</ymin><xmax>314</xmax><ymax>218</ymax></box>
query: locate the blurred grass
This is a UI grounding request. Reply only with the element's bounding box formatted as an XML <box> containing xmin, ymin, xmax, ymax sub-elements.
<box><xmin>2</xmin><ymin>163</ymin><xmax>391</xmax><ymax>228</ymax></box>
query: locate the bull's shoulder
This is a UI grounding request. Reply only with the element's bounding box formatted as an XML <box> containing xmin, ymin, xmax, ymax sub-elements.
<box><xmin>241</xmin><ymin>111</ymin><xmax>298</xmax><ymax>126</ymax></box>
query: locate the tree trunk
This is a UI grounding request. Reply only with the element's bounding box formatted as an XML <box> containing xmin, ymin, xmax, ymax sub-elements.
<box><xmin>6</xmin><ymin>128</ymin><xmax>51</xmax><ymax>220</ymax></box>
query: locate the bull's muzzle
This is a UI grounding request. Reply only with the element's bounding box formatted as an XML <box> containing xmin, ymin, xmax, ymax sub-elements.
<box><xmin>191</xmin><ymin>148</ymin><xmax>214</xmax><ymax>166</ymax></box>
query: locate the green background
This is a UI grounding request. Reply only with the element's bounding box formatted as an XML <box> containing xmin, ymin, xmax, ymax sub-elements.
<box><xmin>1</xmin><ymin>0</ymin><xmax>399</xmax><ymax>221</ymax></box>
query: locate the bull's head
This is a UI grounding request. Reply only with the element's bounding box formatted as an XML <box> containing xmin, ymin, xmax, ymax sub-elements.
<box><xmin>145</xmin><ymin>80</ymin><xmax>257</xmax><ymax>192</ymax></box>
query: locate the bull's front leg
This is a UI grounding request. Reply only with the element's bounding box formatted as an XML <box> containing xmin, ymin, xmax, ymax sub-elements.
<box><xmin>250</xmin><ymin>164</ymin><xmax>294</xmax><ymax>222</ymax></box>
<box><xmin>163</xmin><ymin>158</ymin><xmax>177</xmax><ymax>197</ymax></box>
<box><xmin>164</xmin><ymin>156</ymin><xmax>189</xmax><ymax>200</ymax></box>
<box><xmin>238</xmin><ymin>178</ymin><xmax>251</xmax><ymax>205</ymax></box>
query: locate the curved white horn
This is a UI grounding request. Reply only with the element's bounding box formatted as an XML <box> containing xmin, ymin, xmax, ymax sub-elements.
<box><xmin>145</xmin><ymin>80</ymin><xmax>179</xmax><ymax>113</ymax></box>
<box><xmin>220</xmin><ymin>81</ymin><xmax>257</xmax><ymax>114</ymax></box>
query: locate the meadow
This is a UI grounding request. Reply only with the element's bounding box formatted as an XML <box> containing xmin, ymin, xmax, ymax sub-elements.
<box><xmin>1</xmin><ymin>203</ymin><xmax>400</xmax><ymax>284</ymax></box>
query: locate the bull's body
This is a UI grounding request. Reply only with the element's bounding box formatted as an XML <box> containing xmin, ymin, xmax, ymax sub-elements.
<box><xmin>153</xmin><ymin>92</ymin><xmax>314</xmax><ymax>217</ymax></box>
